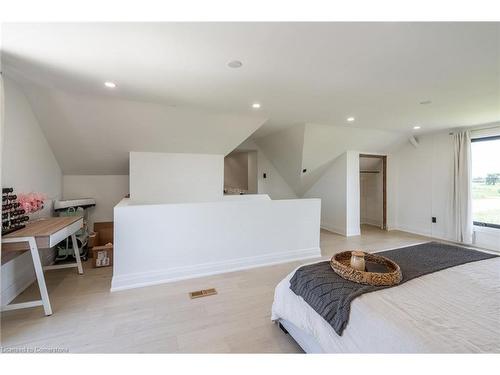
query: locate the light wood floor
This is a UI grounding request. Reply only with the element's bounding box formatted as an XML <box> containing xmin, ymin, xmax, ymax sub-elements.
<box><xmin>0</xmin><ymin>226</ymin><xmax>429</xmax><ymax>353</ymax></box>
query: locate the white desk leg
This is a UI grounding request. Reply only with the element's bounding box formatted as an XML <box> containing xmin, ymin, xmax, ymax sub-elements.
<box><xmin>28</xmin><ymin>237</ymin><xmax>53</xmax><ymax>316</ymax></box>
<box><xmin>71</xmin><ymin>233</ymin><xmax>84</xmax><ymax>274</ymax></box>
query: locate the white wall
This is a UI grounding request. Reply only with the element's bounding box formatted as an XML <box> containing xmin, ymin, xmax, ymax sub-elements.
<box><xmin>62</xmin><ymin>175</ymin><xmax>129</xmax><ymax>230</ymax></box>
<box><xmin>256</xmin><ymin>148</ymin><xmax>297</xmax><ymax>200</ymax></box>
<box><xmin>236</xmin><ymin>139</ymin><xmax>297</xmax><ymax>199</ymax></box>
<box><xmin>302</xmin><ymin>123</ymin><xmax>403</xmax><ymax>192</ymax></box>
<box><xmin>254</xmin><ymin>124</ymin><xmax>404</xmax><ymax>197</ymax></box>
<box><xmin>1</xmin><ymin>78</ymin><xmax>63</xmax><ymax>304</ymax></box>
<box><xmin>346</xmin><ymin>151</ymin><xmax>361</xmax><ymax>236</ymax></box>
<box><xmin>304</xmin><ymin>153</ymin><xmax>347</xmax><ymax>235</ymax></box>
<box><xmin>386</xmin><ymin>154</ymin><xmax>399</xmax><ymax>231</ymax></box>
<box><xmin>129</xmin><ymin>152</ymin><xmax>224</xmax><ymax>204</ymax></box>
<box><xmin>391</xmin><ymin>132</ymin><xmax>454</xmax><ymax>240</ymax></box>
<box><xmin>112</xmin><ymin>197</ymin><xmax>321</xmax><ymax>291</ymax></box>
<box><xmin>303</xmin><ymin>150</ymin><xmax>363</xmax><ymax>236</ymax></box>
<box><xmin>255</xmin><ymin>124</ymin><xmax>305</xmax><ymax>194</ymax></box>
<box><xmin>1</xmin><ymin>78</ymin><xmax>62</xmax><ymax>216</ymax></box>
<box><xmin>390</xmin><ymin>129</ymin><xmax>500</xmax><ymax>251</ymax></box>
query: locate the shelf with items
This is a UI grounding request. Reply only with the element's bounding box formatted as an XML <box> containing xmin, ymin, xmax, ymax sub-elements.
<box><xmin>2</xmin><ymin>187</ymin><xmax>29</xmax><ymax>236</ymax></box>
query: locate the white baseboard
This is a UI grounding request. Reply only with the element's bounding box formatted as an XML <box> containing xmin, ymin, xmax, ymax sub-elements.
<box><xmin>111</xmin><ymin>247</ymin><xmax>321</xmax><ymax>292</ymax></box>
<box><xmin>320</xmin><ymin>222</ymin><xmax>346</xmax><ymax>236</ymax></box>
<box><xmin>360</xmin><ymin>218</ymin><xmax>383</xmax><ymax>227</ymax></box>
<box><xmin>392</xmin><ymin>225</ymin><xmax>455</xmax><ymax>242</ymax></box>
<box><xmin>392</xmin><ymin>224</ymin><xmax>432</xmax><ymax>238</ymax></box>
<box><xmin>321</xmin><ymin>223</ymin><xmax>361</xmax><ymax>237</ymax></box>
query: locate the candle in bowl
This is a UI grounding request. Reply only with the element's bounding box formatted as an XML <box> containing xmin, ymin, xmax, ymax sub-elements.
<box><xmin>350</xmin><ymin>251</ymin><xmax>366</xmax><ymax>271</ymax></box>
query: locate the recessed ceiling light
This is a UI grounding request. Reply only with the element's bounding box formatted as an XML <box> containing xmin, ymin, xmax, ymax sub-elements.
<box><xmin>228</xmin><ymin>60</ymin><xmax>243</xmax><ymax>68</ymax></box>
<box><xmin>413</xmin><ymin>125</ymin><xmax>421</xmax><ymax>130</ymax></box>
<box><xmin>347</xmin><ymin>117</ymin><xmax>355</xmax><ymax>122</ymax></box>
<box><xmin>252</xmin><ymin>103</ymin><xmax>261</xmax><ymax>109</ymax></box>
<box><xmin>104</xmin><ymin>81</ymin><xmax>116</xmax><ymax>88</ymax></box>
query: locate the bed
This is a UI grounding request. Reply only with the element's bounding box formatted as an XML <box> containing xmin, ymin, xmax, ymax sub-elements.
<box><xmin>271</xmin><ymin>244</ymin><xmax>500</xmax><ymax>353</ymax></box>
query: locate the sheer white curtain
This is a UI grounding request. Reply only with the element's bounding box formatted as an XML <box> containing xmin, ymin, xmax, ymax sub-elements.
<box><xmin>452</xmin><ymin>130</ymin><xmax>473</xmax><ymax>244</ymax></box>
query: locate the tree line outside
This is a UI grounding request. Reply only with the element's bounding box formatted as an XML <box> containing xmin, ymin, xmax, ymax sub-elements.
<box><xmin>473</xmin><ymin>173</ymin><xmax>500</xmax><ymax>186</ymax></box>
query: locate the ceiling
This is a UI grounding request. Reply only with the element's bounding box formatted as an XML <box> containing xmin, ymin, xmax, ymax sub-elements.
<box><xmin>255</xmin><ymin>123</ymin><xmax>404</xmax><ymax>196</ymax></box>
<box><xmin>4</xmin><ymin>76</ymin><xmax>265</xmax><ymax>174</ymax></box>
<box><xmin>2</xmin><ymin>22</ymin><xmax>499</xmax><ymax>139</ymax></box>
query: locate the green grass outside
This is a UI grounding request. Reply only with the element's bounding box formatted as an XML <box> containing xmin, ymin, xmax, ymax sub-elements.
<box><xmin>474</xmin><ymin>210</ymin><xmax>500</xmax><ymax>224</ymax></box>
<box><xmin>472</xmin><ymin>182</ymin><xmax>500</xmax><ymax>199</ymax></box>
<box><xmin>472</xmin><ymin>182</ymin><xmax>500</xmax><ymax>224</ymax></box>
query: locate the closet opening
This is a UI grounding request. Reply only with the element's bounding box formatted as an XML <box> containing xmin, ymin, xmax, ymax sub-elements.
<box><xmin>359</xmin><ymin>154</ymin><xmax>387</xmax><ymax>230</ymax></box>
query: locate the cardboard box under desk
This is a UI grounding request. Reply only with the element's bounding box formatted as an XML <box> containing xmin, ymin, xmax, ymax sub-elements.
<box><xmin>93</xmin><ymin>222</ymin><xmax>113</xmax><ymax>244</ymax></box>
<box><xmin>89</xmin><ymin>222</ymin><xmax>114</xmax><ymax>266</ymax></box>
<box><xmin>91</xmin><ymin>243</ymin><xmax>113</xmax><ymax>268</ymax></box>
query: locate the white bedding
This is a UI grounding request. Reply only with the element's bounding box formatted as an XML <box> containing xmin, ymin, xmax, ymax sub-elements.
<box><xmin>271</xmin><ymin>254</ymin><xmax>500</xmax><ymax>353</ymax></box>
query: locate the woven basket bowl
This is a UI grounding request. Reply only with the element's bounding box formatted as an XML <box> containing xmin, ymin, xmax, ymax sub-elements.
<box><xmin>330</xmin><ymin>251</ymin><xmax>402</xmax><ymax>286</ymax></box>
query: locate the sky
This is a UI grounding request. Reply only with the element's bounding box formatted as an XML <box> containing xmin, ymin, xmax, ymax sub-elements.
<box><xmin>471</xmin><ymin>138</ymin><xmax>500</xmax><ymax>179</ymax></box>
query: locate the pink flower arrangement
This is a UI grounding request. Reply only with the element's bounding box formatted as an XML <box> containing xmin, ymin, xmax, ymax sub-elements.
<box><xmin>17</xmin><ymin>192</ymin><xmax>47</xmax><ymax>214</ymax></box>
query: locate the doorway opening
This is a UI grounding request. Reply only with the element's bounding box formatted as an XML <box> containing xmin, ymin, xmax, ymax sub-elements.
<box><xmin>359</xmin><ymin>154</ymin><xmax>387</xmax><ymax>230</ymax></box>
<box><xmin>223</xmin><ymin>150</ymin><xmax>258</xmax><ymax>195</ymax></box>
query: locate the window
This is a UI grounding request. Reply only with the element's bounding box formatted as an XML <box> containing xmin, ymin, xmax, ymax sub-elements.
<box><xmin>471</xmin><ymin>135</ymin><xmax>500</xmax><ymax>229</ymax></box>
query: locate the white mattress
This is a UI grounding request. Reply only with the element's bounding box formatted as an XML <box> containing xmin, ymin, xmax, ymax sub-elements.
<box><xmin>271</xmin><ymin>252</ymin><xmax>500</xmax><ymax>353</ymax></box>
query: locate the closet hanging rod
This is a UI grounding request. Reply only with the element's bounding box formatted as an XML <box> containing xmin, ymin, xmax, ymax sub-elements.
<box><xmin>360</xmin><ymin>171</ymin><xmax>380</xmax><ymax>174</ymax></box>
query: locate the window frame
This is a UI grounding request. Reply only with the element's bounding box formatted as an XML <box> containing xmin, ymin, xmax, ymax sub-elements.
<box><xmin>471</xmin><ymin>135</ymin><xmax>500</xmax><ymax>229</ymax></box>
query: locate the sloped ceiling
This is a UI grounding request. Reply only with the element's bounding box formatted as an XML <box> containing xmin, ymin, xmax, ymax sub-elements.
<box><xmin>2</xmin><ymin>22</ymin><xmax>498</xmax><ymax>177</ymax></box>
<box><xmin>300</xmin><ymin>123</ymin><xmax>405</xmax><ymax>194</ymax></box>
<box><xmin>254</xmin><ymin>124</ymin><xmax>305</xmax><ymax>192</ymax></box>
<box><xmin>253</xmin><ymin>123</ymin><xmax>406</xmax><ymax>196</ymax></box>
<box><xmin>2</xmin><ymin>22</ymin><xmax>499</xmax><ymax>139</ymax></box>
<box><xmin>8</xmin><ymin>76</ymin><xmax>266</xmax><ymax>174</ymax></box>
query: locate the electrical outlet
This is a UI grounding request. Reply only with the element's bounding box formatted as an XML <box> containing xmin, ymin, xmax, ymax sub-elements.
<box><xmin>432</xmin><ymin>217</ymin><xmax>437</xmax><ymax>223</ymax></box>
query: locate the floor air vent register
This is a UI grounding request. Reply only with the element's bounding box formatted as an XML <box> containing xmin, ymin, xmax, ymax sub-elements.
<box><xmin>189</xmin><ymin>288</ymin><xmax>218</xmax><ymax>299</ymax></box>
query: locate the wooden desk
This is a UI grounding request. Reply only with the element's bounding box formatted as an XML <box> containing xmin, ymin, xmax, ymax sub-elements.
<box><xmin>1</xmin><ymin>217</ymin><xmax>84</xmax><ymax>316</ymax></box>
